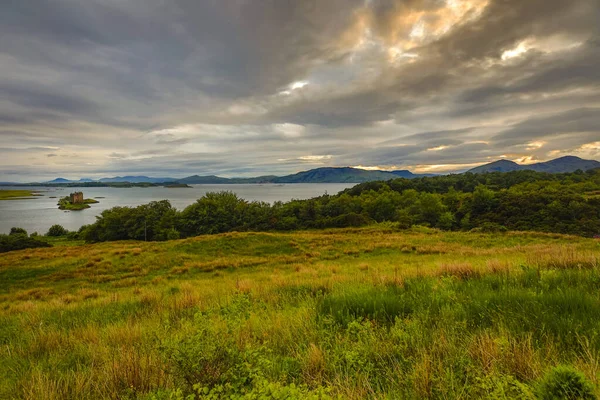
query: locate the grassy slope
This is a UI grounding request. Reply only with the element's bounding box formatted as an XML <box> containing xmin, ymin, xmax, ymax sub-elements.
<box><xmin>1</xmin><ymin>226</ymin><xmax>600</xmax><ymax>398</ymax></box>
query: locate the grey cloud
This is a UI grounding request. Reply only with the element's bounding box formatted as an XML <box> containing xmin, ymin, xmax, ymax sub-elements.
<box><xmin>0</xmin><ymin>0</ymin><xmax>599</xmax><ymax>180</ymax></box>
<box><xmin>493</xmin><ymin>107</ymin><xmax>600</xmax><ymax>145</ymax></box>
<box><xmin>108</xmin><ymin>152</ymin><xmax>128</xmax><ymax>159</ymax></box>
<box><xmin>155</xmin><ymin>137</ymin><xmax>191</xmax><ymax>146</ymax></box>
<box><xmin>381</xmin><ymin>128</ymin><xmax>474</xmax><ymax>146</ymax></box>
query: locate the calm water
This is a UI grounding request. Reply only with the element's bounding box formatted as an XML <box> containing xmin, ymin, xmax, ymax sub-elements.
<box><xmin>0</xmin><ymin>184</ymin><xmax>354</xmax><ymax>234</ymax></box>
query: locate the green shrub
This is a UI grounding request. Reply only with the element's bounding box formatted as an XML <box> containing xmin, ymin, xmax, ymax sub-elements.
<box><xmin>472</xmin><ymin>374</ymin><xmax>535</xmax><ymax>399</ymax></box>
<box><xmin>47</xmin><ymin>224</ymin><xmax>68</xmax><ymax>237</ymax></box>
<box><xmin>471</xmin><ymin>222</ymin><xmax>508</xmax><ymax>233</ymax></box>
<box><xmin>9</xmin><ymin>227</ymin><xmax>27</xmax><ymax>236</ymax></box>
<box><xmin>329</xmin><ymin>213</ymin><xmax>372</xmax><ymax>228</ymax></box>
<box><xmin>537</xmin><ymin>365</ymin><xmax>596</xmax><ymax>400</ymax></box>
<box><xmin>0</xmin><ymin>234</ymin><xmax>52</xmax><ymax>253</ymax></box>
<box><xmin>317</xmin><ymin>287</ymin><xmax>415</xmax><ymax>326</ymax></box>
<box><xmin>161</xmin><ymin>314</ymin><xmax>241</xmax><ymax>390</ymax></box>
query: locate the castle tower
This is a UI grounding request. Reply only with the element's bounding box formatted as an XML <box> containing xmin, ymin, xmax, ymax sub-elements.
<box><xmin>70</xmin><ymin>192</ymin><xmax>84</xmax><ymax>204</ymax></box>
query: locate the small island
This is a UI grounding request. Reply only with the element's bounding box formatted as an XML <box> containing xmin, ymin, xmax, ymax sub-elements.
<box><xmin>164</xmin><ymin>183</ymin><xmax>191</xmax><ymax>188</ymax></box>
<box><xmin>57</xmin><ymin>191</ymin><xmax>99</xmax><ymax>210</ymax></box>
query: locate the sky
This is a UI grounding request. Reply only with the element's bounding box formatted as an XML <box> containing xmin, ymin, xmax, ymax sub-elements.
<box><xmin>1</xmin><ymin>0</ymin><xmax>599</xmax><ymax>181</ymax></box>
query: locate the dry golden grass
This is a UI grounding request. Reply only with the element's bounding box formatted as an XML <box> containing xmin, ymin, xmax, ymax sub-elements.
<box><xmin>437</xmin><ymin>262</ymin><xmax>481</xmax><ymax>280</ymax></box>
<box><xmin>412</xmin><ymin>353</ymin><xmax>434</xmax><ymax>398</ymax></box>
<box><xmin>499</xmin><ymin>335</ymin><xmax>541</xmax><ymax>381</ymax></box>
<box><xmin>303</xmin><ymin>343</ymin><xmax>326</xmax><ymax>383</ymax></box>
<box><xmin>486</xmin><ymin>258</ymin><xmax>512</xmax><ymax>274</ymax></box>
<box><xmin>15</xmin><ymin>288</ymin><xmax>55</xmax><ymax>301</ymax></box>
<box><xmin>527</xmin><ymin>247</ymin><xmax>599</xmax><ymax>270</ymax></box>
<box><xmin>469</xmin><ymin>332</ymin><xmax>501</xmax><ymax>374</ymax></box>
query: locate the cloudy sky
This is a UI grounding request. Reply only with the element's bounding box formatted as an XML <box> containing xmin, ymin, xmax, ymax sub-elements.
<box><xmin>1</xmin><ymin>0</ymin><xmax>599</xmax><ymax>181</ymax></box>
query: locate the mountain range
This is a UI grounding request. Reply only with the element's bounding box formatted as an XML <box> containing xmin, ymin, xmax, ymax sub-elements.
<box><xmin>32</xmin><ymin>156</ymin><xmax>600</xmax><ymax>185</ymax></box>
<box><xmin>467</xmin><ymin>156</ymin><xmax>600</xmax><ymax>174</ymax></box>
<box><xmin>41</xmin><ymin>167</ymin><xmax>437</xmax><ymax>185</ymax></box>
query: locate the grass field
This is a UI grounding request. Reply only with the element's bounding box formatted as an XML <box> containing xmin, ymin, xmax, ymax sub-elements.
<box><xmin>1</xmin><ymin>225</ymin><xmax>600</xmax><ymax>399</ymax></box>
<box><xmin>0</xmin><ymin>190</ymin><xmax>40</xmax><ymax>200</ymax></box>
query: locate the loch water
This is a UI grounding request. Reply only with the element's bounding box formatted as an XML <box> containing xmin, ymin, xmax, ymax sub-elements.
<box><xmin>0</xmin><ymin>183</ymin><xmax>354</xmax><ymax>234</ymax></box>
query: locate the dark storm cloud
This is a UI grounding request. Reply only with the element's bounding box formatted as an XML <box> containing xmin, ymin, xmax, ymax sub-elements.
<box><xmin>0</xmin><ymin>0</ymin><xmax>599</xmax><ymax>180</ymax></box>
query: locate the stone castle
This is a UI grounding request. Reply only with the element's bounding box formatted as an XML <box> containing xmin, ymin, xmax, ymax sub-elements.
<box><xmin>70</xmin><ymin>192</ymin><xmax>84</xmax><ymax>204</ymax></box>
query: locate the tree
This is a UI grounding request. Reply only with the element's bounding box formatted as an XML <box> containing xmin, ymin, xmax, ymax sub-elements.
<box><xmin>179</xmin><ymin>192</ymin><xmax>249</xmax><ymax>236</ymax></box>
<box><xmin>47</xmin><ymin>224</ymin><xmax>68</xmax><ymax>237</ymax></box>
<box><xmin>9</xmin><ymin>227</ymin><xmax>27</xmax><ymax>236</ymax></box>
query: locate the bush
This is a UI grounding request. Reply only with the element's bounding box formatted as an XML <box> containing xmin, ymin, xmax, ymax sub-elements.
<box><xmin>328</xmin><ymin>212</ymin><xmax>372</xmax><ymax>228</ymax></box>
<box><xmin>537</xmin><ymin>365</ymin><xmax>596</xmax><ymax>400</ymax></box>
<box><xmin>0</xmin><ymin>234</ymin><xmax>52</xmax><ymax>253</ymax></box>
<box><xmin>163</xmin><ymin>228</ymin><xmax>180</xmax><ymax>241</ymax></box>
<box><xmin>47</xmin><ymin>224</ymin><xmax>68</xmax><ymax>237</ymax></box>
<box><xmin>9</xmin><ymin>227</ymin><xmax>27</xmax><ymax>236</ymax></box>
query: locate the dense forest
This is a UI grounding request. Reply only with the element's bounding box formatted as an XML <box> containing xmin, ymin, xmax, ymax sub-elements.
<box><xmin>74</xmin><ymin>169</ymin><xmax>600</xmax><ymax>243</ymax></box>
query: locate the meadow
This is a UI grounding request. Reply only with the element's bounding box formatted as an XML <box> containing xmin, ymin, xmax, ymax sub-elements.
<box><xmin>1</xmin><ymin>225</ymin><xmax>600</xmax><ymax>399</ymax></box>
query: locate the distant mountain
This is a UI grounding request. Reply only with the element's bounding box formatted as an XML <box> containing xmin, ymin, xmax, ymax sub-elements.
<box><xmin>179</xmin><ymin>175</ymin><xmax>236</xmax><ymax>184</ymax></box>
<box><xmin>272</xmin><ymin>167</ymin><xmax>397</xmax><ymax>183</ymax></box>
<box><xmin>98</xmin><ymin>176</ymin><xmax>177</xmax><ymax>183</ymax></box>
<box><xmin>468</xmin><ymin>159</ymin><xmax>522</xmax><ymax>174</ymax></box>
<box><xmin>389</xmin><ymin>170</ymin><xmax>438</xmax><ymax>179</ymax></box>
<box><xmin>468</xmin><ymin>156</ymin><xmax>600</xmax><ymax>174</ymax></box>
<box><xmin>179</xmin><ymin>175</ymin><xmax>279</xmax><ymax>184</ymax></box>
<box><xmin>46</xmin><ymin>178</ymin><xmax>72</xmax><ymax>183</ymax></box>
<box><xmin>77</xmin><ymin>178</ymin><xmax>95</xmax><ymax>183</ymax></box>
<box><xmin>527</xmin><ymin>156</ymin><xmax>600</xmax><ymax>173</ymax></box>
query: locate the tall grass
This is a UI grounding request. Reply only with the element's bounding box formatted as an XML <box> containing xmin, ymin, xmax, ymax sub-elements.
<box><xmin>0</xmin><ymin>227</ymin><xmax>599</xmax><ymax>398</ymax></box>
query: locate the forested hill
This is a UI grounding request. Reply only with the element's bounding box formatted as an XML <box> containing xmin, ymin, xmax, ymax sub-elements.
<box><xmin>344</xmin><ymin>168</ymin><xmax>600</xmax><ymax>195</ymax></box>
<box><xmin>64</xmin><ymin>168</ymin><xmax>600</xmax><ymax>244</ymax></box>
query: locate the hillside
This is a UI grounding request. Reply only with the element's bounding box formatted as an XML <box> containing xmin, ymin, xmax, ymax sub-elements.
<box><xmin>2</xmin><ymin>227</ymin><xmax>600</xmax><ymax>398</ymax></box>
<box><xmin>272</xmin><ymin>167</ymin><xmax>396</xmax><ymax>183</ymax></box>
<box><xmin>389</xmin><ymin>169</ymin><xmax>437</xmax><ymax>178</ymax></box>
<box><xmin>45</xmin><ymin>178</ymin><xmax>71</xmax><ymax>183</ymax></box>
<box><xmin>178</xmin><ymin>175</ymin><xmax>236</xmax><ymax>184</ymax></box>
<box><xmin>469</xmin><ymin>156</ymin><xmax>600</xmax><ymax>174</ymax></box>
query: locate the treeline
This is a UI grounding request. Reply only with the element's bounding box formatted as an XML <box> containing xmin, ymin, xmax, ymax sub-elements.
<box><xmin>73</xmin><ymin>169</ymin><xmax>600</xmax><ymax>243</ymax></box>
<box><xmin>0</xmin><ymin>228</ymin><xmax>52</xmax><ymax>253</ymax></box>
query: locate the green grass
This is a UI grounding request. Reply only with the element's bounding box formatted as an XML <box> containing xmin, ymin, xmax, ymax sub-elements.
<box><xmin>1</xmin><ymin>226</ymin><xmax>599</xmax><ymax>399</ymax></box>
<box><xmin>0</xmin><ymin>190</ymin><xmax>39</xmax><ymax>200</ymax></box>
